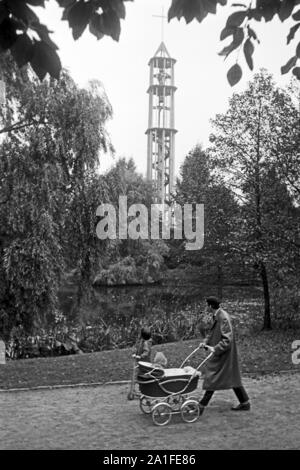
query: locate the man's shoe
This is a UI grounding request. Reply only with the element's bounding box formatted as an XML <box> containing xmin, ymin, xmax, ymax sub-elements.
<box><xmin>231</xmin><ymin>402</ymin><xmax>251</xmax><ymax>411</ymax></box>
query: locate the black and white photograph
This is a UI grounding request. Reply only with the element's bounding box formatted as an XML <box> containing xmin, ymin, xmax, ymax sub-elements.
<box><xmin>0</xmin><ymin>0</ymin><xmax>299</xmax><ymax>454</ymax></box>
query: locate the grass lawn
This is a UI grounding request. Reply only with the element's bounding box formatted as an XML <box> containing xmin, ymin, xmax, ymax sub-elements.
<box><xmin>0</xmin><ymin>329</ymin><xmax>299</xmax><ymax>390</ymax></box>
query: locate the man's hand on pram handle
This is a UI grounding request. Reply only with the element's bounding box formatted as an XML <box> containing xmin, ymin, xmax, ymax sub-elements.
<box><xmin>132</xmin><ymin>354</ymin><xmax>141</xmax><ymax>360</ymax></box>
<box><xmin>199</xmin><ymin>342</ymin><xmax>215</xmax><ymax>354</ymax></box>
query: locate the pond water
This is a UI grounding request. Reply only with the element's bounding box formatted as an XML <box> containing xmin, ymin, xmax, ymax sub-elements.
<box><xmin>58</xmin><ymin>263</ymin><xmax>261</xmax><ymax>327</ymax></box>
<box><xmin>7</xmin><ymin>271</ymin><xmax>262</xmax><ymax>358</ymax></box>
<box><xmin>59</xmin><ymin>281</ymin><xmax>208</xmax><ymax>327</ymax></box>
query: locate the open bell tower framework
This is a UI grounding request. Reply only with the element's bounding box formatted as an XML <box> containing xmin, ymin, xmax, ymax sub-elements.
<box><xmin>146</xmin><ymin>42</ymin><xmax>177</xmax><ymax>203</ymax></box>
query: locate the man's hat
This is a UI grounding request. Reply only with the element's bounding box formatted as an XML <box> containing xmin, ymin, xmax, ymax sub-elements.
<box><xmin>206</xmin><ymin>296</ymin><xmax>221</xmax><ymax>308</ymax></box>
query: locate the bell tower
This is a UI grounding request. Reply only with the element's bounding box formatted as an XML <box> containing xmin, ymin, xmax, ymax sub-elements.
<box><xmin>146</xmin><ymin>42</ymin><xmax>177</xmax><ymax>203</ymax></box>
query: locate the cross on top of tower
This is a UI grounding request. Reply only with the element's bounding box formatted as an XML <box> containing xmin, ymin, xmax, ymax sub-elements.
<box><xmin>153</xmin><ymin>6</ymin><xmax>168</xmax><ymax>42</ymax></box>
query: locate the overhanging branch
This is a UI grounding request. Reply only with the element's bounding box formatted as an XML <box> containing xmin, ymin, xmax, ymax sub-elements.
<box><xmin>0</xmin><ymin>118</ymin><xmax>45</xmax><ymax>134</ymax></box>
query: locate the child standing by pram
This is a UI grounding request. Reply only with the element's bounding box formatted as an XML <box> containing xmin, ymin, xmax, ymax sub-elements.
<box><xmin>134</xmin><ymin>327</ymin><xmax>152</xmax><ymax>362</ymax></box>
<box><xmin>128</xmin><ymin>327</ymin><xmax>152</xmax><ymax>400</ymax></box>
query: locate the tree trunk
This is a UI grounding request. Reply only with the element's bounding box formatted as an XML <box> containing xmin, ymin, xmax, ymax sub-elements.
<box><xmin>260</xmin><ymin>262</ymin><xmax>271</xmax><ymax>330</ymax></box>
<box><xmin>254</xmin><ymin>98</ymin><xmax>271</xmax><ymax>330</ymax></box>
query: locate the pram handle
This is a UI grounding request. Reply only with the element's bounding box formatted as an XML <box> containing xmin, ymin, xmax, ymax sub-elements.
<box><xmin>180</xmin><ymin>345</ymin><xmax>201</xmax><ymax>368</ymax></box>
<box><xmin>180</xmin><ymin>343</ymin><xmax>211</xmax><ymax>368</ymax></box>
<box><xmin>180</xmin><ymin>345</ymin><xmax>213</xmax><ymax>370</ymax></box>
<box><xmin>195</xmin><ymin>351</ymin><xmax>213</xmax><ymax>372</ymax></box>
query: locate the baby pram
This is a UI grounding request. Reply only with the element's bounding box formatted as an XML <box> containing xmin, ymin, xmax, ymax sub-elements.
<box><xmin>137</xmin><ymin>346</ymin><xmax>213</xmax><ymax>426</ymax></box>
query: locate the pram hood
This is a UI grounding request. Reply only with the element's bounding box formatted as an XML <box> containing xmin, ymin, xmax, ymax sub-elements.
<box><xmin>138</xmin><ymin>361</ymin><xmax>199</xmax><ymax>378</ymax></box>
<box><xmin>137</xmin><ymin>361</ymin><xmax>200</xmax><ymax>398</ymax></box>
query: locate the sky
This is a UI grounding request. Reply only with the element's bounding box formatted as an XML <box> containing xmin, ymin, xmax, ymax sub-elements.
<box><xmin>37</xmin><ymin>0</ymin><xmax>296</xmax><ymax>178</ymax></box>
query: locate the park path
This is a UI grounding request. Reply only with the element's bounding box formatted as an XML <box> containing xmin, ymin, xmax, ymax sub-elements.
<box><xmin>0</xmin><ymin>373</ymin><xmax>299</xmax><ymax>450</ymax></box>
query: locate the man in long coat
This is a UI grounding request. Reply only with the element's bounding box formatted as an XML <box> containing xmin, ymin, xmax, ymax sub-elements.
<box><xmin>199</xmin><ymin>296</ymin><xmax>250</xmax><ymax>413</ymax></box>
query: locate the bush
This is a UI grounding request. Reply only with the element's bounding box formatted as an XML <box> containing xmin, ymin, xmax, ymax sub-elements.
<box><xmin>5</xmin><ymin>294</ymin><xmax>265</xmax><ymax>359</ymax></box>
<box><xmin>272</xmin><ymin>286</ymin><xmax>300</xmax><ymax>329</ymax></box>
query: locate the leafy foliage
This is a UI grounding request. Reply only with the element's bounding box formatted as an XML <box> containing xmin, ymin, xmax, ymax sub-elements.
<box><xmin>92</xmin><ymin>157</ymin><xmax>169</xmax><ymax>287</ymax></box>
<box><xmin>1</xmin><ymin>1</ymin><xmax>300</xmax><ymax>84</ymax></box>
<box><xmin>169</xmin><ymin>0</ymin><xmax>300</xmax><ymax>86</ymax></box>
<box><xmin>209</xmin><ymin>69</ymin><xmax>300</xmax><ymax>328</ymax></box>
<box><xmin>0</xmin><ymin>54</ymin><xmax>113</xmax><ymax>338</ymax></box>
<box><xmin>174</xmin><ymin>144</ymin><xmax>240</xmax><ymax>298</ymax></box>
<box><xmin>273</xmin><ymin>79</ymin><xmax>300</xmax><ymax>204</ymax></box>
<box><xmin>0</xmin><ymin>0</ymin><xmax>131</xmax><ymax>79</ymax></box>
<box><xmin>93</xmin><ymin>245</ymin><xmax>167</xmax><ymax>287</ymax></box>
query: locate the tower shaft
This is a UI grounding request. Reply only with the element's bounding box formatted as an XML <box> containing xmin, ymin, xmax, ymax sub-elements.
<box><xmin>146</xmin><ymin>42</ymin><xmax>177</xmax><ymax>203</ymax></box>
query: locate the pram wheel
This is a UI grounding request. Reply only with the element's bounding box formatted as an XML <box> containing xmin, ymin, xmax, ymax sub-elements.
<box><xmin>139</xmin><ymin>395</ymin><xmax>153</xmax><ymax>414</ymax></box>
<box><xmin>184</xmin><ymin>395</ymin><xmax>198</xmax><ymax>402</ymax></box>
<box><xmin>166</xmin><ymin>394</ymin><xmax>184</xmax><ymax>410</ymax></box>
<box><xmin>180</xmin><ymin>399</ymin><xmax>200</xmax><ymax>423</ymax></box>
<box><xmin>152</xmin><ymin>402</ymin><xmax>172</xmax><ymax>426</ymax></box>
